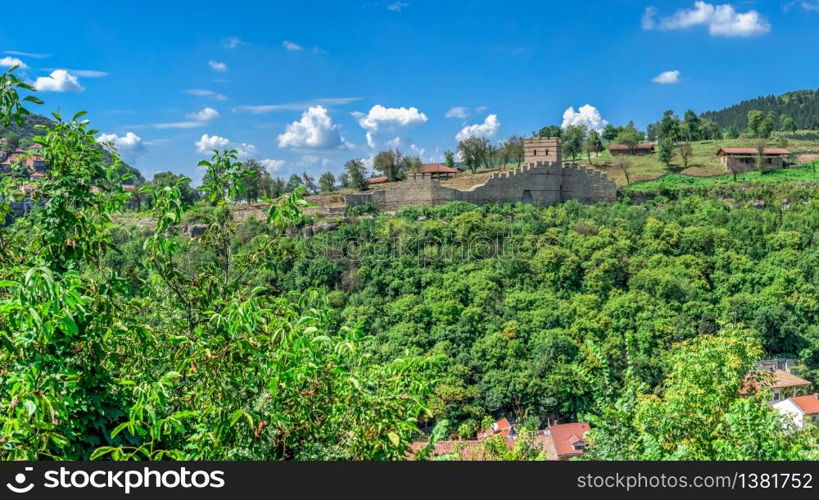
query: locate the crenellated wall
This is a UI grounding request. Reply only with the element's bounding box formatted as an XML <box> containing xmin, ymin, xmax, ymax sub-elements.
<box><xmin>345</xmin><ymin>161</ymin><xmax>617</xmax><ymax>212</ymax></box>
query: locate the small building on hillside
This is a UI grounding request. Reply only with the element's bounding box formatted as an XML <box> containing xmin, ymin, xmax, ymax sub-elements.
<box><xmin>408</xmin><ymin>418</ymin><xmax>591</xmax><ymax>461</ymax></box>
<box><xmin>607</xmin><ymin>143</ymin><xmax>655</xmax><ymax>156</ymax></box>
<box><xmin>716</xmin><ymin>147</ymin><xmax>790</xmax><ymax>173</ymax></box>
<box><xmin>774</xmin><ymin>394</ymin><xmax>819</xmax><ymax>430</ymax></box>
<box><xmin>741</xmin><ymin>358</ymin><xmax>812</xmax><ymax>403</ymax></box>
<box><xmin>476</xmin><ymin>418</ymin><xmax>516</xmax><ymax>440</ymax></box>
<box><xmin>742</xmin><ymin>370</ymin><xmax>812</xmax><ymax>402</ymax></box>
<box><xmin>546</xmin><ymin>422</ymin><xmax>590</xmax><ymax>460</ymax></box>
<box><xmin>366</xmin><ymin>176</ymin><xmax>389</xmax><ymax>185</ymax></box>
<box><xmin>409</xmin><ymin>163</ymin><xmax>460</xmax><ymax>179</ymax></box>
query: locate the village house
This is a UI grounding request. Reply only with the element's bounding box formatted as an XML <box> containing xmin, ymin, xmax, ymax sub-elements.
<box><xmin>773</xmin><ymin>394</ymin><xmax>819</xmax><ymax>430</ymax></box>
<box><xmin>366</xmin><ymin>176</ymin><xmax>389</xmax><ymax>185</ymax></box>
<box><xmin>546</xmin><ymin>422</ymin><xmax>591</xmax><ymax>460</ymax></box>
<box><xmin>408</xmin><ymin>163</ymin><xmax>460</xmax><ymax>179</ymax></box>
<box><xmin>741</xmin><ymin>359</ymin><xmax>812</xmax><ymax>403</ymax></box>
<box><xmin>0</xmin><ymin>148</ymin><xmax>47</xmax><ymax>175</ymax></box>
<box><xmin>408</xmin><ymin>418</ymin><xmax>591</xmax><ymax>461</ymax></box>
<box><xmin>716</xmin><ymin>147</ymin><xmax>790</xmax><ymax>173</ymax></box>
<box><xmin>607</xmin><ymin>143</ymin><xmax>655</xmax><ymax>156</ymax></box>
<box><xmin>476</xmin><ymin>417</ymin><xmax>515</xmax><ymax>440</ymax></box>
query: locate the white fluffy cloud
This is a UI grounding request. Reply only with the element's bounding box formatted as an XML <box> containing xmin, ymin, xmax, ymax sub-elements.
<box><xmin>33</xmin><ymin>70</ymin><xmax>84</xmax><ymax>92</ymax></box>
<box><xmin>96</xmin><ymin>132</ymin><xmax>145</xmax><ymax>157</ymax></box>
<box><xmin>445</xmin><ymin>106</ymin><xmax>469</xmax><ymax>119</ymax></box>
<box><xmin>356</xmin><ymin>105</ymin><xmax>428</xmax><ymax>149</ymax></box>
<box><xmin>642</xmin><ymin>2</ymin><xmax>770</xmax><ymax>37</ymax></box>
<box><xmin>194</xmin><ymin>134</ymin><xmax>257</xmax><ymax>158</ymax></box>
<box><xmin>260</xmin><ymin>159</ymin><xmax>285</xmax><ymax>172</ymax></box>
<box><xmin>0</xmin><ymin>56</ymin><xmax>27</xmax><ymax>69</ymax></box>
<box><xmin>208</xmin><ymin>60</ymin><xmax>228</xmax><ymax>72</ymax></box>
<box><xmin>561</xmin><ymin>105</ymin><xmax>608</xmax><ymax>132</ymax></box>
<box><xmin>455</xmin><ymin>114</ymin><xmax>500</xmax><ymax>141</ymax></box>
<box><xmin>282</xmin><ymin>40</ymin><xmax>303</xmax><ymax>51</ymax></box>
<box><xmin>195</xmin><ymin>134</ymin><xmax>230</xmax><ymax>154</ymax></box>
<box><xmin>278</xmin><ymin>105</ymin><xmax>348</xmax><ymax>149</ymax></box>
<box><xmin>652</xmin><ymin>70</ymin><xmax>681</xmax><ymax>84</ymax></box>
<box><xmin>186</xmin><ymin>107</ymin><xmax>220</xmax><ymax>122</ymax></box>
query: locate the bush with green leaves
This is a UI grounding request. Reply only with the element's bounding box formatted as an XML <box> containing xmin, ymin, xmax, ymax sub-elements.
<box><xmin>0</xmin><ymin>68</ymin><xmax>435</xmax><ymax>460</ymax></box>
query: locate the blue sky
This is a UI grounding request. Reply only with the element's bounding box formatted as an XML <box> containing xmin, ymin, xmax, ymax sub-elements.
<box><xmin>2</xmin><ymin>0</ymin><xmax>818</xmax><ymax>182</ymax></box>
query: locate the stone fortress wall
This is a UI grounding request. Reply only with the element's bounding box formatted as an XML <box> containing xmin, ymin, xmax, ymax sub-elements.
<box><xmin>345</xmin><ymin>138</ymin><xmax>618</xmax><ymax>212</ymax></box>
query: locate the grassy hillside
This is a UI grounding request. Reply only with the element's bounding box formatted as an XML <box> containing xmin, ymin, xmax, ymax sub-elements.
<box><xmin>701</xmin><ymin>89</ymin><xmax>819</xmax><ymax>130</ymax></box>
<box><xmin>624</xmin><ymin>165</ymin><xmax>819</xmax><ymax>195</ymax></box>
<box><xmin>578</xmin><ymin>136</ymin><xmax>819</xmax><ymax>186</ymax></box>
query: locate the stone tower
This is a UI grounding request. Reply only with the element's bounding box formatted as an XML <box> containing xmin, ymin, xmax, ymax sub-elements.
<box><xmin>523</xmin><ymin>137</ymin><xmax>561</xmax><ymax>165</ymax></box>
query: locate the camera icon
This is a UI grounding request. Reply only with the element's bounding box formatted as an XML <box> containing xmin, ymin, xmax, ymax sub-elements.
<box><xmin>6</xmin><ymin>467</ymin><xmax>35</xmax><ymax>494</ymax></box>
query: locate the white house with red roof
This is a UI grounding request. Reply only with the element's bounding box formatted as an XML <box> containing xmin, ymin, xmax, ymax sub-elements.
<box><xmin>773</xmin><ymin>394</ymin><xmax>819</xmax><ymax>430</ymax></box>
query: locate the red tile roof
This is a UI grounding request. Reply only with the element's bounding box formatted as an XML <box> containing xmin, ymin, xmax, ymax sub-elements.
<box><xmin>411</xmin><ymin>163</ymin><xmax>459</xmax><ymax>174</ymax></box>
<box><xmin>716</xmin><ymin>148</ymin><xmax>790</xmax><ymax>156</ymax></box>
<box><xmin>548</xmin><ymin>422</ymin><xmax>590</xmax><ymax>459</ymax></box>
<box><xmin>367</xmin><ymin>176</ymin><xmax>389</xmax><ymax>184</ymax></box>
<box><xmin>791</xmin><ymin>394</ymin><xmax>819</xmax><ymax>415</ymax></box>
<box><xmin>476</xmin><ymin>417</ymin><xmax>515</xmax><ymax>440</ymax></box>
<box><xmin>741</xmin><ymin>370</ymin><xmax>812</xmax><ymax>394</ymax></box>
<box><xmin>409</xmin><ymin>439</ymin><xmax>494</xmax><ymax>460</ymax></box>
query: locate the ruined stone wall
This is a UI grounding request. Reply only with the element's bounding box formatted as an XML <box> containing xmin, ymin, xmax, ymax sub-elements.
<box><xmin>455</xmin><ymin>162</ymin><xmax>616</xmax><ymax>205</ymax></box>
<box><xmin>346</xmin><ymin>175</ymin><xmax>439</xmax><ymax>211</ymax></box>
<box><xmin>344</xmin><ymin>162</ymin><xmax>618</xmax><ymax>211</ymax></box>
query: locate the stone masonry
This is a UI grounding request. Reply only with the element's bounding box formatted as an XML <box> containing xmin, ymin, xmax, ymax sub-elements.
<box><xmin>523</xmin><ymin>137</ymin><xmax>560</xmax><ymax>164</ymax></box>
<box><xmin>345</xmin><ymin>138</ymin><xmax>617</xmax><ymax>212</ymax></box>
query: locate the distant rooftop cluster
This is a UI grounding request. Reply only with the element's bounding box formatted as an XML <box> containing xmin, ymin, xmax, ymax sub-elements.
<box><xmin>409</xmin><ymin>418</ymin><xmax>590</xmax><ymax>461</ymax></box>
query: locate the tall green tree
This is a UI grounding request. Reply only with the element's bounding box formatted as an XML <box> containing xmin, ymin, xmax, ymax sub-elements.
<box><xmin>149</xmin><ymin>171</ymin><xmax>199</xmax><ymax>206</ymax></box>
<box><xmin>561</xmin><ymin>125</ymin><xmax>586</xmax><ymax>161</ymax></box>
<box><xmin>780</xmin><ymin>115</ymin><xmax>797</xmax><ymax>133</ymax></box>
<box><xmin>657</xmin><ymin>138</ymin><xmax>675</xmax><ymax>169</ymax></box>
<box><xmin>457</xmin><ymin>136</ymin><xmax>491</xmax><ymax>173</ymax></box>
<box><xmin>344</xmin><ymin>158</ymin><xmax>368</xmax><ymax>191</ymax></box>
<box><xmin>443</xmin><ymin>150</ymin><xmax>456</xmax><ymax>168</ymax></box>
<box><xmin>585</xmin><ymin>328</ymin><xmax>809</xmax><ymax>460</ymax></box>
<box><xmin>319</xmin><ymin>171</ymin><xmax>336</xmax><ymax>193</ymax></box>
<box><xmin>285</xmin><ymin>173</ymin><xmax>303</xmax><ymax>193</ymax></box>
<box><xmin>583</xmin><ymin>129</ymin><xmax>603</xmax><ymax>164</ymax></box>
<box><xmin>614</xmin><ymin>122</ymin><xmax>642</xmax><ymax>154</ymax></box>
<box><xmin>537</xmin><ymin>125</ymin><xmax>562</xmax><ymax>138</ymax></box>
<box><xmin>240</xmin><ymin>159</ymin><xmax>264</xmax><ymax>203</ymax></box>
<box><xmin>373</xmin><ymin>150</ymin><xmax>409</xmax><ymax>181</ymax></box>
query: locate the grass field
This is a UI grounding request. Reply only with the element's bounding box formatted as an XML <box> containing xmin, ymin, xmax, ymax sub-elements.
<box><xmin>567</xmin><ymin>136</ymin><xmax>819</xmax><ymax>186</ymax></box>
<box><xmin>623</xmin><ymin>164</ymin><xmax>819</xmax><ymax>194</ymax></box>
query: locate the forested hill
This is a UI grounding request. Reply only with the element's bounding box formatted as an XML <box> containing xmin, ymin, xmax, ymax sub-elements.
<box><xmin>0</xmin><ymin>113</ymin><xmax>144</xmax><ymax>183</ymax></box>
<box><xmin>701</xmin><ymin>89</ymin><xmax>819</xmax><ymax>130</ymax></box>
